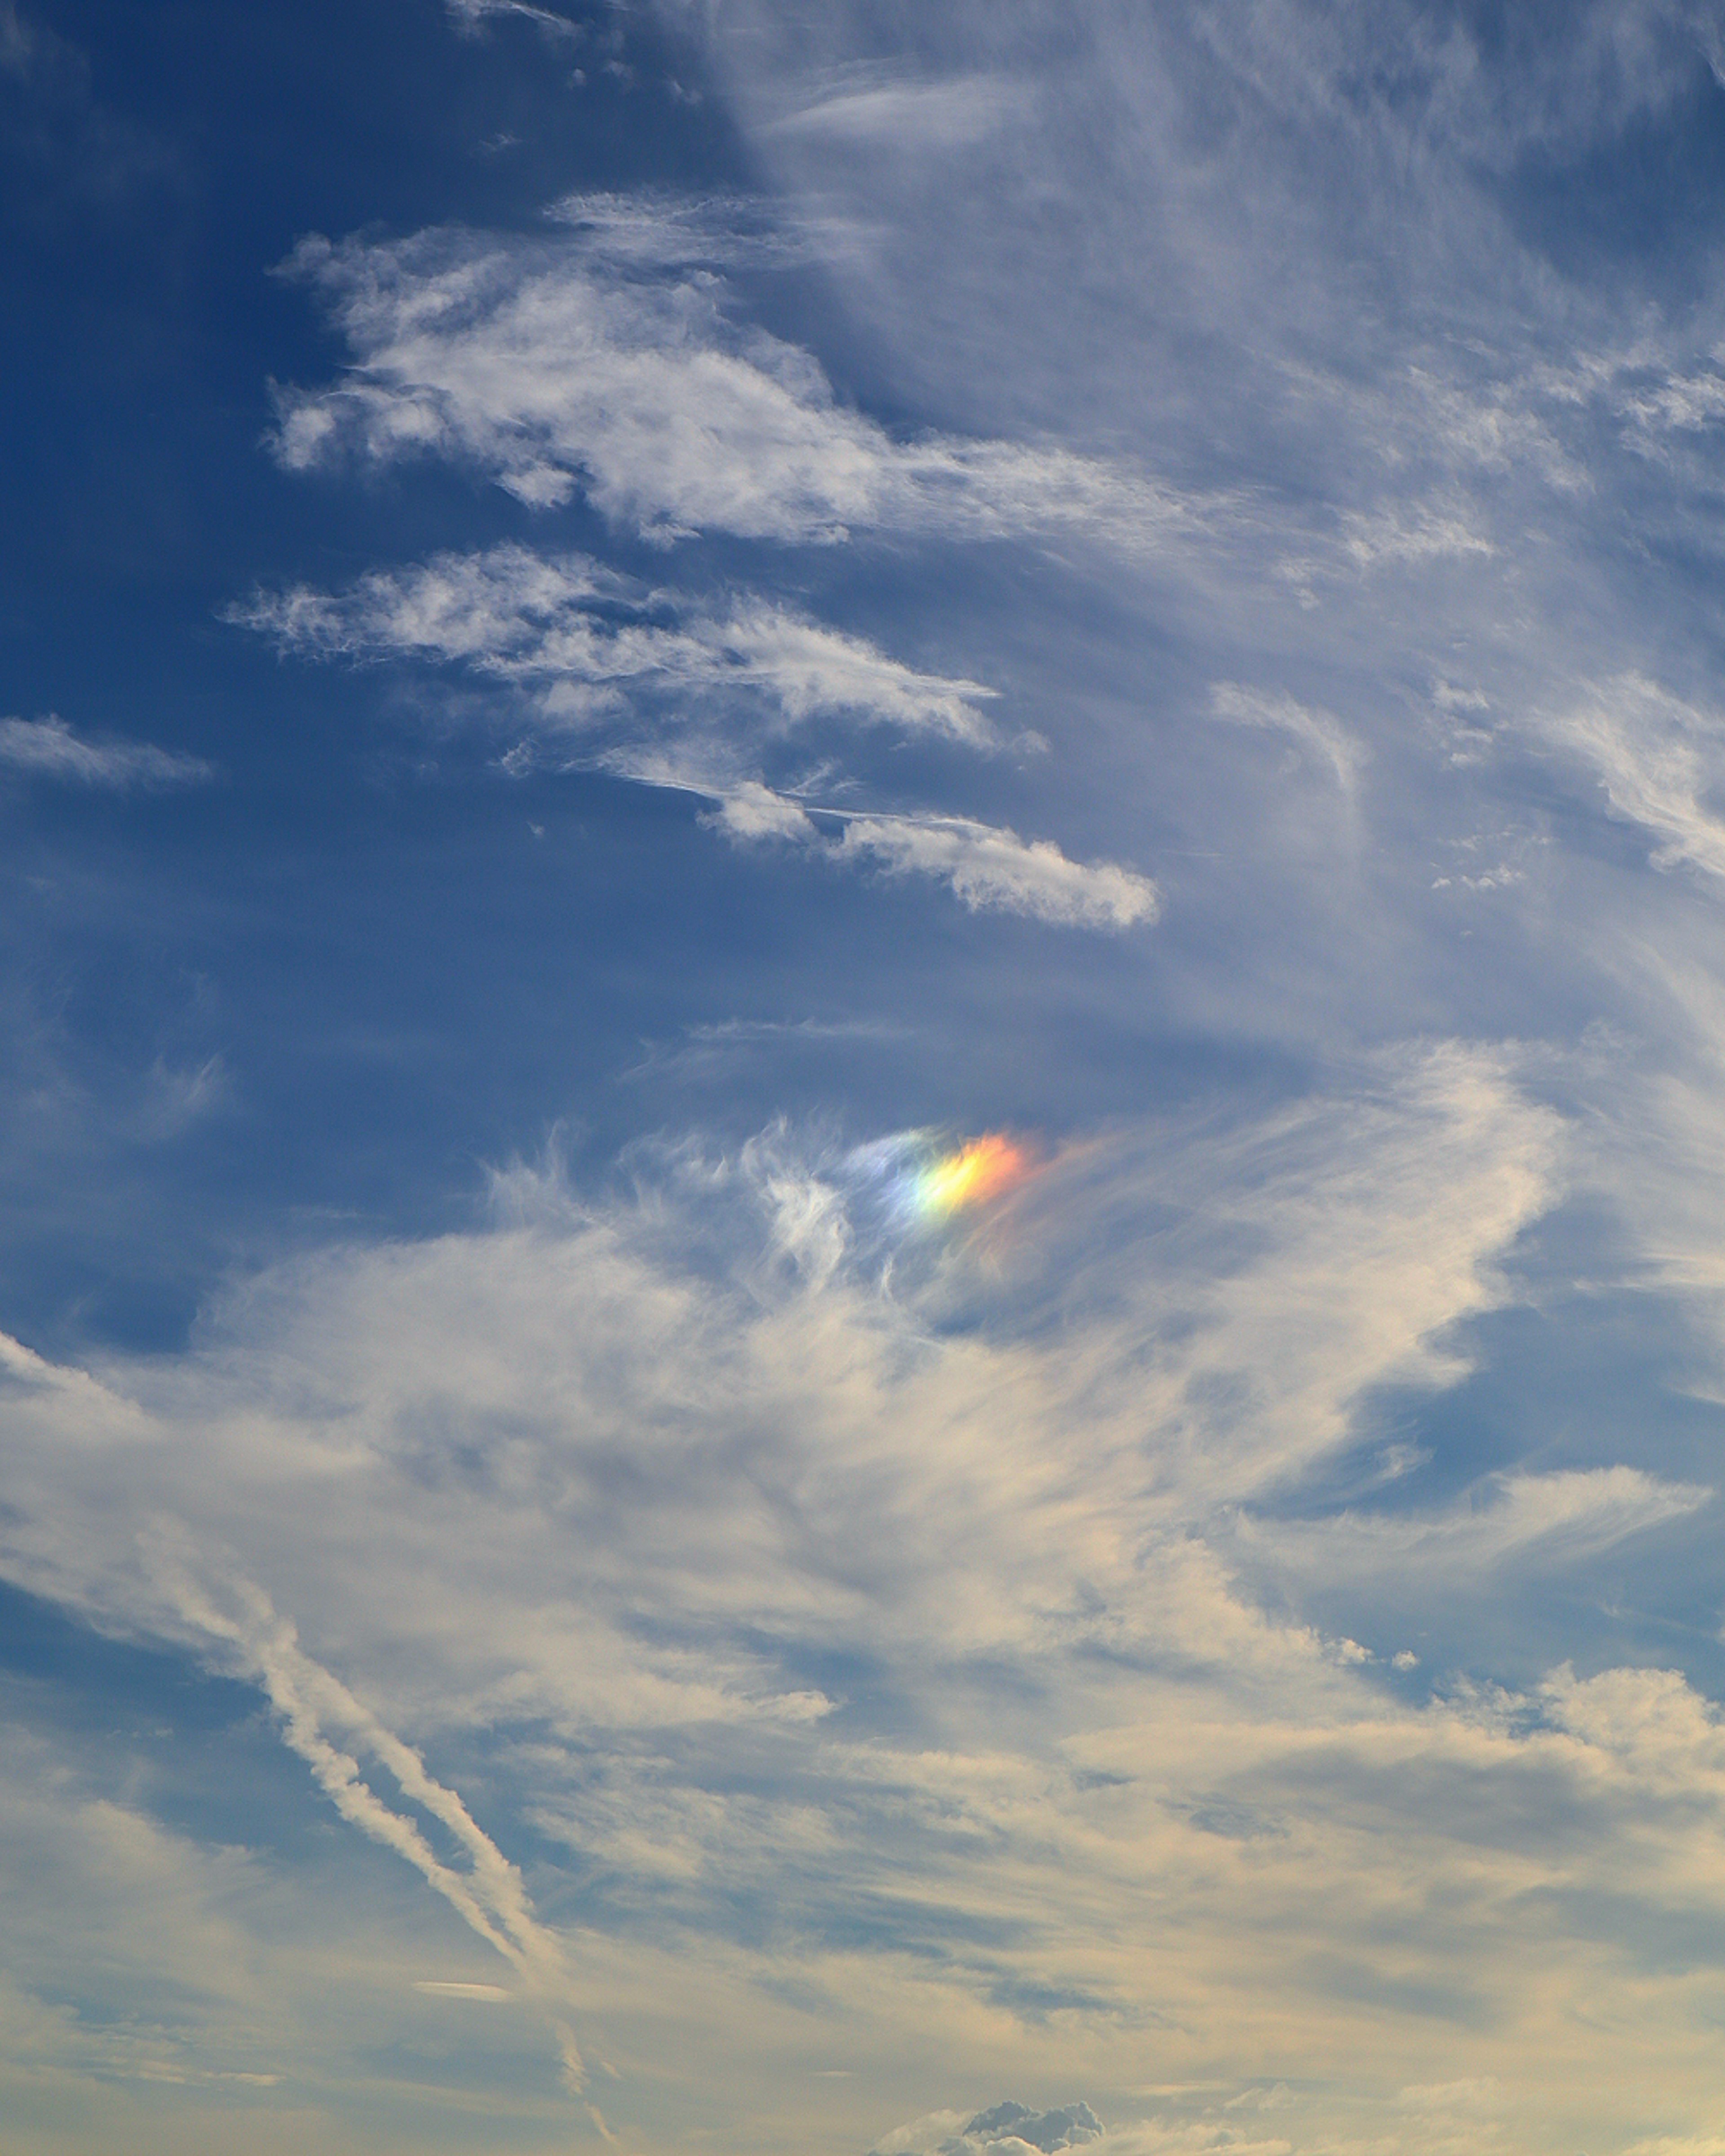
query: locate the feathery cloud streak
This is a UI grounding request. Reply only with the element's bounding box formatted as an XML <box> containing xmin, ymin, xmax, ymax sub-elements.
<box><xmin>267</xmin><ymin>221</ymin><xmax>1191</xmax><ymax>549</ymax></box>
<box><xmin>235</xmin><ymin>549</ymin><xmax>1159</xmax><ymax>927</ymax></box>
<box><xmin>696</xmin><ymin>783</ymin><xmax>1160</xmax><ymax>927</ymax></box>
<box><xmin>0</xmin><ymin>714</ymin><xmax>210</xmax><ymax>787</ymax></box>
<box><xmin>234</xmin><ymin>544</ymin><xmax>1000</xmax><ymax>746</ymax></box>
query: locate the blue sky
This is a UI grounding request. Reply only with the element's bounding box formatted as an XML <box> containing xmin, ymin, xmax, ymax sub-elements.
<box><xmin>11</xmin><ymin>2</ymin><xmax>1725</xmax><ymax>2151</ymax></box>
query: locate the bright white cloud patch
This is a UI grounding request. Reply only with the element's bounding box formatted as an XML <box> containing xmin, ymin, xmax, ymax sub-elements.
<box><xmin>697</xmin><ymin>783</ymin><xmax>1159</xmax><ymax>928</ymax></box>
<box><xmin>267</xmin><ymin>219</ymin><xmax>1189</xmax><ymax>549</ymax></box>
<box><xmin>235</xmin><ymin>544</ymin><xmax>999</xmax><ymax>745</ymax></box>
<box><xmin>1545</xmin><ymin>674</ymin><xmax>1725</xmax><ymax>880</ymax></box>
<box><xmin>831</xmin><ymin>808</ymin><xmax>1159</xmax><ymax>927</ymax></box>
<box><xmin>234</xmin><ymin>548</ymin><xmax>1158</xmax><ymax>927</ymax></box>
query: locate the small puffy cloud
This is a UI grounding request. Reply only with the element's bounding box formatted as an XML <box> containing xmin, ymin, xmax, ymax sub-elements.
<box><xmin>703</xmin><ymin>781</ymin><xmax>818</xmax><ymax>845</ymax></box>
<box><xmin>0</xmin><ymin>714</ymin><xmax>210</xmax><ymax>788</ymax></box>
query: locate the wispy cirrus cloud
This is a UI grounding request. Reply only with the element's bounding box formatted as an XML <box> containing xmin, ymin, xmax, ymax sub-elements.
<box><xmin>1208</xmin><ymin>681</ymin><xmax>1361</xmax><ymax>792</ymax></box>
<box><xmin>445</xmin><ymin>0</ymin><xmax>579</xmax><ymax>37</ymax></box>
<box><xmin>828</xmin><ymin>807</ymin><xmax>1159</xmax><ymax>928</ymax></box>
<box><xmin>1243</xmin><ymin>1466</ymin><xmax>1710</xmax><ymax>1595</ymax></box>
<box><xmin>158</xmin><ymin>1561</ymin><xmax>592</xmax><ymax>2101</ymax></box>
<box><xmin>232</xmin><ymin>547</ymin><xmax>1159</xmax><ymax>928</ymax></box>
<box><xmin>0</xmin><ymin>714</ymin><xmax>210</xmax><ymax>788</ymax></box>
<box><xmin>692</xmin><ymin>778</ymin><xmax>1159</xmax><ymax>928</ymax></box>
<box><xmin>1544</xmin><ymin>674</ymin><xmax>1725</xmax><ymax>881</ymax></box>
<box><xmin>4</xmin><ymin>1048</ymin><xmax>1712</xmax><ymax>2152</ymax></box>
<box><xmin>266</xmin><ymin>219</ymin><xmax>1194</xmax><ymax>549</ymax></box>
<box><xmin>233</xmin><ymin>544</ymin><xmax>1000</xmax><ymax>746</ymax></box>
<box><xmin>764</xmin><ymin>71</ymin><xmax>1026</xmax><ymax>151</ymax></box>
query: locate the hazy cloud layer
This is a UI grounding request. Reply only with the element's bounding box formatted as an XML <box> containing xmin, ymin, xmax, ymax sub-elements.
<box><xmin>9</xmin><ymin>1048</ymin><xmax>1713</xmax><ymax>2156</ymax></box>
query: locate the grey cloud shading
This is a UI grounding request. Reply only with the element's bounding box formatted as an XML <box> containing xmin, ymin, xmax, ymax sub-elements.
<box><xmin>873</xmin><ymin>2099</ymin><xmax>1105</xmax><ymax>2156</ymax></box>
<box><xmin>0</xmin><ymin>714</ymin><xmax>210</xmax><ymax>788</ymax></box>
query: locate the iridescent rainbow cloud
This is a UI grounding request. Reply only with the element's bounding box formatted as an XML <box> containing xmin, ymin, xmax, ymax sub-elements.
<box><xmin>905</xmin><ymin>1133</ymin><xmax>1032</xmax><ymax>1220</ymax></box>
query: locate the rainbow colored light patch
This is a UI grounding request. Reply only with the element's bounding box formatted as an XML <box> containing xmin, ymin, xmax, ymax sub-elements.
<box><xmin>905</xmin><ymin>1133</ymin><xmax>1032</xmax><ymax>1220</ymax></box>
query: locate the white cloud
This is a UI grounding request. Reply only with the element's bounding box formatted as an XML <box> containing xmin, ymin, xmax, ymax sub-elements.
<box><xmin>694</xmin><ymin>781</ymin><xmax>1158</xmax><ymax>928</ymax></box>
<box><xmin>766</xmin><ymin>73</ymin><xmax>1025</xmax><ymax>151</ymax></box>
<box><xmin>267</xmin><ymin>221</ymin><xmax>1192</xmax><ymax>549</ymax></box>
<box><xmin>1336</xmin><ymin>501</ymin><xmax>1496</xmax><ymax>570</ymax></box>
<box><xmin>1248</xmin><ymin>1466</ymin><xmax>1710</xmax><ymax>1588</ymax></box>
<box><xmin>230</xmin><ymin>549</ymin><xmax>1150</xmax><ymax>926</ymax></box>
<box><xmin>235</xmin><ymin>544</ymin><xmax>999</xmax><ymax>746</ymax></box>
<box><xmin>14</xmin><ymin>1051</ymin><xmax>1725</xmax><ymax>2145</ymax></box>
<box><xmin>234</xmin><ymin>553</ymin><xmax>1149</xmax><ymax>926</ymax></box>
<box><xmin>547</xmin><ymin>189</ymin><xmax>863</xmax><ymax>272</ymax></box>
<box><xmin>830</xmin><ymin>808</ymin><xmax>1159</xmax><ymax>928</ymax></box>
<box><xmin>1544</xmin><ymin>674</ymin><xmax>1725</xmax><ymax>880</ymax></box>
<box><xmin>446</xmin><ymin>0</ymin><xmax>578</xmax><ymax>36</ymax></box>
<box><xmin>155</xmin><ymin>1558</ymin><xmax>588</xmax><ymax>2088</ymax></box>
<box><xmin>704</xmin><ymin>779</ymin><xmax>820</xmax><ymax>844</ymax></box>
<box><xmin>0</xmin><ymin>714</ymin><xmax>210</xmax><ymax>788</ymax></box>
<box><xmin>1208</xmin><ymin>682</ymin><xmax>1360</xmax><ymax>791</ymax></box>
